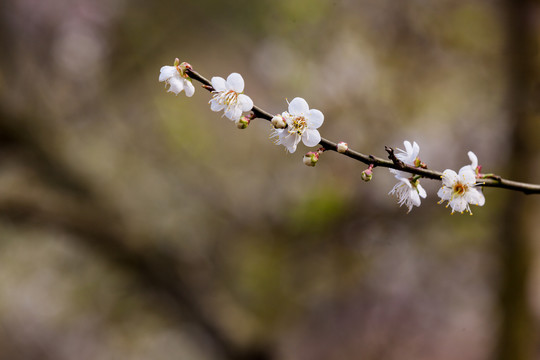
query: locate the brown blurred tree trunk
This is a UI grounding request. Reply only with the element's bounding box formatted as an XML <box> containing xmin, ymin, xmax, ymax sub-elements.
<box><xmin>495</xmin><ymin>0</ymin><xmax>539</xmax><ymax>359</ymax></box>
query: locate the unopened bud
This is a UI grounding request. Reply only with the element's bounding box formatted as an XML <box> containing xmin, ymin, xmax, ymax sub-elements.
<box><xmin>361</xmin><ymin>169</ymin><xmax>373</xmax><ymax>181</ymax></box>
<box><xmin>271</xmin><ymin>114</ymin><xmax>287</xmax><ymax>129</ymax></box>
<box><xmin>236</xmin><ymin>116</ymin><xmax>250</xmax><ymax>129</ymax></box>
<box><xmin>337</xmin><ymin>141</ymin><xmax>348</xmax><ymax>153</ymax></box>
<box><xmin>303</xmin><ymin>151</ymin><xmax>319</xmax><ymax>167</ymax></box>
<box><xmin>174</xmin><ymin>58</ymin><xmax>180</xmax><ymax>67</ymax></box>
<box><xmin>361</xmin><ymin>164</ymin><xmax>374</xmax><ymax>182</ymax></box>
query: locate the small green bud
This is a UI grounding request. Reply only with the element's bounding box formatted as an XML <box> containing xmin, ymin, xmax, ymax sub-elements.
<box><xmin>361</xmin><ymin>164</ymin><xmax>374</xmax><ymax>181</ymax></box>
<box><xmin>236</xmin><ymin>116</ymin><xmax>250</xmax><ymax>129</ymax></box>
<box><xmin>361</xmin><ymin>170</ymin><xmax>373</xmax><ymax>181</ymax></box>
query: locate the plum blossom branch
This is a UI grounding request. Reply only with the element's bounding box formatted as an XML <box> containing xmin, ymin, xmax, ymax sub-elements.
<box><xmin>182</xmin><ymin>67</ymin><xmax>540</xmax><ymax>196</ymax></box>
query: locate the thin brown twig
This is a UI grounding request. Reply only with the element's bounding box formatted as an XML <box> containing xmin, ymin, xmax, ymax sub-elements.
<box><xmin>186</xmin><ymin>68</ymin><xmax>540</xmax><ymax>195</ymax></box>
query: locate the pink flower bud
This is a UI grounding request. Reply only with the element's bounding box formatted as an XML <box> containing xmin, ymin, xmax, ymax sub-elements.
<box><xmin>361</xmin><ymin>169</ymin><xmax>373</xmax><ymax>181</ymax></box>
<box><xmin>361</xmin><ymin>164</ymin><xmax>374</xmax><ymax>181</ymax></box>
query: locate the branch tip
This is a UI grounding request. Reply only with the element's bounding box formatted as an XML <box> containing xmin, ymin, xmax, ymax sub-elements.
<box><xmin>385</xmin><ymin>146</ymin><xmax>404</xmax><ymax>168</ymax></box>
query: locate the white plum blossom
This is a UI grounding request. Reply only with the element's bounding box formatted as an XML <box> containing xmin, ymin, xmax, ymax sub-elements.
<box><xmin>389</xmin><ymin>177</ymin><xmax>427</xmax><ymax>213</ymax></box>
<box><xmin>437</xmin><ymin>166</ymin><xmax>485</xmax><ymax>214</ymax></box>
<box><xmin>272</xmin><ymin>97</ymin><xmax>324</xmax><ymax>153</ymax></box>
<box><xmin>388</xmin><ymin>140</ymin><xmax>426</xmax><ymax>212</ymax></box>
<box><xmin>390</xmin><ymin>140</ymin><xmax>420</xmax><ymax>179</ymax></box>
<box><xmin>209</xmin><ymin>73</ymin><xmax>253</xmax><ymax>121</ymax></box>
<box><xmin>159</xmin><ymin>59</ymin><xmax>195</xmax><ymax>97</ymax></box>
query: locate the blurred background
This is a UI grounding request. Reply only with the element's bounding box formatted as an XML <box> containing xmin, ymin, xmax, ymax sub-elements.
<box><xmin>0</xmin><ymin>0</ymin><xmax>539</xmax><ymax>359</ymax></box>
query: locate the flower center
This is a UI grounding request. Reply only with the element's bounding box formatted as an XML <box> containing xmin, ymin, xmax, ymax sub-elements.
<box><xmin>452</xmin><ymin>182</ymin><xmax>467</xmax><ymax>196</ymax></box>
<box><xmin>288</xmin><ymin>116</ymin><xmax>307</xmax><ymax>135</ymax></box>
<box><xmin>221</xmin><ymin>90</ymin><xmax>238</xmax><ymax>106</ymax></box>
<box><xmin>212</xmin><ymin>90</ymin><xmax>239</xmax><ymax>109</ymax></box>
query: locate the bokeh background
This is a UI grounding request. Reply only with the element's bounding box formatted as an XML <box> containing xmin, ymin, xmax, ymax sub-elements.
<box><xmin>1</xmin><ymin>0</ymin><xmax>539</xmax><ymax>359</ymax></box>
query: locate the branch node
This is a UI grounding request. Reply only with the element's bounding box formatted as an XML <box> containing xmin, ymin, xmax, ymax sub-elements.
<box><xmin>482</xmin><ymin>173</ymin><xmax>502</xmax><ymax>182</ymax></box>
<box><xmin>385</xmin><ymin>146</ymin><xmax>405</xmax><ymax>168</ymax></box>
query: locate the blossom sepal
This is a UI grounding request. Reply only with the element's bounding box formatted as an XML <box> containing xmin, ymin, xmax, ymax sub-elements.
<box><xmin>414</xmin><ymin>157</ymin><xmax>427</xmax><ymax>169</ymax></box>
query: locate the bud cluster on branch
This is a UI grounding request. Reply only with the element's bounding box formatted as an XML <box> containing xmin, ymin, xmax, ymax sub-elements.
<box><xmin>159</xmin><ymin>59</ymin><xmax>540</xmax><ymax>215</ymax></box>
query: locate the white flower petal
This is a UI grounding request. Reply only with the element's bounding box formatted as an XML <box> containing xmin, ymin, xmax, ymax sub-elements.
<box><xmin>279</xmin><ymin>133</ymin><xmax>300</xmax><ymax>153</ymax></box>
<box><xmin>288</xmin><ymin>97</ymin><xmax>309</xmax><ymax>115</ymax></box>
<box><xmin>468</xmin><ymin>151</ymin><xmax>478</xmax><ymax>169</ymax></box>
<box><xmin>476</xmin><ymin>191</ymin><xmax>486</xmax><ymax>206</ymax></box>
<box><xmin>390</xmin><ymin>169</ymin><xmax>409</xmax><ymax>179</ymax></box>
<box><xmin>302</xmin><ymin>129</ymin><xmax>321</xmax><ymax>147</ymax></box>
<box><xmin>465</xmin><ymin>188</ymin><xmax>485</xmax><ymax>206</ymax></box>
<box><xmin>417</xmin><ymin>184</ymin><xmax>427</xmax><ymax>198</ymax></box>
<box><xmin>411</xmin><ymin>141</ymin><xmax>420</xmax><ymax>159</ymax></box>
<box><xmin>307</xmin><ymin>109</ymin><xmax>324</xmax><ymax>129</ymax></box>
<box><xmin>449</xmin><ymin>198</ymin><xmax>468</xmax><ymax>213</ymax></box>
<box><xmin>238</xmin><ymin>94</ymin><xmax>253</xmax><ymax>111</ymax></box>
<box><xmin>459</xmin><ymin>168</ymin><xmax>477</xmax><ymax>185</ymax></box>
<box><xmin>441</xmin><ymin>169</ymin><xmax>458</xmax><ymax>187</ymax></box>
<box><xmin>210</xmin><ymin>99</ymin><xmax>225</xmax><ymax>112</ymax></box>
<box><xmin>396</xmin><ymin>140</ymin><xmax>418</xmax><ymax>164</ymax></box>
<box><xmin>167</xmin><ymin>77</ymin><xmax>184</xmax><ymax>94</ymax></box>
<box><xmin>225</xmin><ymin>107</ymin><xmax>243</xmax><ymax>121</ymax></box>
<box><xmin>287</xmin><ymin>143</ymin><xmax>298</xmax><ymax>153</ymax></box>
<box><xmin>226</xmin><ymin>73</ymin><xmax>245</xmax><ymax>92</ymax></box>
<box><xmin>184</xmin><ymin>80</ymin><xmax>195</xmax><ymax>97</ymax></box>
<box><xmin>403</xmin><ymin>141</ymin><xmax>413</xmax><ymax>156</ymax></box>
<box><xmin>159</xmin><ymin>66</ymin><xmax>177</xmax><ymax>82</ymax></box>
<box><xmin>437</xmin><ymin>186</ymin><xmax>452</xmax><ymax>201</ymax></box>
<box><xmin>409</xmin><ymin>189</ymin><xmax>421</xmax><ymax>206</ymax></box>
<box><xmin>398</xmin><ymin>177</ymin><xmax>412</xmax><ymax>188</ymax></box>
<box><xmin>211</xmin><ymin>76</ymin><xmax>227</xmax><ymax>91</ymax></box>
